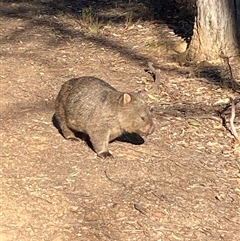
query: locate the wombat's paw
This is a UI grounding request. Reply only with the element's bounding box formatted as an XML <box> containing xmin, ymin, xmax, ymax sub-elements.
<box><xmin>97</xmin><ymin>151</ymin><xmax>113</xmax><ymax>159</ymax></box>
<box><xmin>68</xmin><ymin>136</ymin><xmax>80</xmax><ymax>141</ymax></box>
<box><xmin>62</xmin><ymin>130</ymin><xmax>77</xmax><ymax>140</ymax></box>
<box><xmin>64</xmin><ymin>134</ymin><xmax>79</xmax><ymax>141</ymax></box>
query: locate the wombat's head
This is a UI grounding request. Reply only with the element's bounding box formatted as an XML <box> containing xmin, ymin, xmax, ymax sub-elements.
<box><xmin>118</xmin><ymin>93</ymin><xmax>154</xmax><ymax>136</ymax></box>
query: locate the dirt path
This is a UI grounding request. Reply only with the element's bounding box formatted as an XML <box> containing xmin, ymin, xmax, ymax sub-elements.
<box><xmin>1</xmin><ymin>1</ymin><xmax>240</xmax><ymax>241</ymax></box>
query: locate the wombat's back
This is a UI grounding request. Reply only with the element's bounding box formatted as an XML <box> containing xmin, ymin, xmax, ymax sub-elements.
<box><xmin>55</xmin><ymin>76</ymin><xmax>123</xmax><ymax>131</ymax></box>
<box><xmin>60</xmin><ymin>76</ymin><xmax>116</xmax><ymax>98</ymax></box>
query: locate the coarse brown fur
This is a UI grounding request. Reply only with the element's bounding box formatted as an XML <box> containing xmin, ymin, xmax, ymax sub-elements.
<box><xmin>55</xmin><ymin>76</ymin><xmax>154</xmax><ymax>158</ymax></box>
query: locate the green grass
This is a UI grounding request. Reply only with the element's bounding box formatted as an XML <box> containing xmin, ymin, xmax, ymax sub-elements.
<box><xmin>81</xmin><ymin>6</ymin><xmax>103</xmax><ymax>34</ymax></box>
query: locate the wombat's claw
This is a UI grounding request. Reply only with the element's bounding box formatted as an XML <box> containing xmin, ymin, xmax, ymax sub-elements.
<box><xmin>66</xmin><ymin>136</ymin><xmax>79</xmax><ymax>141</ymax></box>
<box><xmin>98</xmin><ymin>152</ymin><xmax>113</xmax><ymax>159</ymax></box>
<box><xmin>62</xmin><ymin>131</ymin><xmax>78</xmax><ymax>141</ymax></box>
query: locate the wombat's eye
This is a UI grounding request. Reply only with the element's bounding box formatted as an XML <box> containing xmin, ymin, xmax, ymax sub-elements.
<box><xmin>141</xmin><ymin>116</ymin><xmax>146</xmax><ymax>121</ymax></box>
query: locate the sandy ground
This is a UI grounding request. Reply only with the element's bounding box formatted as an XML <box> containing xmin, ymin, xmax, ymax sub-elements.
<box><xmin>1</xmin><ymin>1</ymin><xmax>240</xmax><ymax>240</ymax></box>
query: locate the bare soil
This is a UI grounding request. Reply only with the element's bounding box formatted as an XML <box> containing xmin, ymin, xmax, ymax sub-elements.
<box><xmin>1</xmin><ymin>1</ymin><xmax>240</xmax><ymax>241</ymax></box>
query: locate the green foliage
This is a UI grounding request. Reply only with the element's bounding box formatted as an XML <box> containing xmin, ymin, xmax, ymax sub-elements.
<box><xmin>81</xmin><ymin>6</ymin><xmax>103</xmax><ymax>34</ymax></box>
<box><xmin>81</xmin><ymin>6</ymin><xmax>94</xmax><ymax>25</ymax></box>
<box><xmin>147</xmin><ymin>41</ymin><xmax>161</xmax><ymax>48</ymax></box>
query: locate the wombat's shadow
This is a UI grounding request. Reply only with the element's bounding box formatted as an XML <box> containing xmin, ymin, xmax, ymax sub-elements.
<box><xmin>52</xmin><ymin>114</ymin><xmax>144</xmax><ymax>150</ymax></box>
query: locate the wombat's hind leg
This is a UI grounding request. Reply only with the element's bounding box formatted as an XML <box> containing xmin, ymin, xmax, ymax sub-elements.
<box><xmin>59</xmin><ymin>121</ymin><xmax>78</xmax><ymax>140</ymax></box>
<box><xmin>55</xmin><ymin>114</ymin><xmax>78</xmax><ymax>141</ymax></box>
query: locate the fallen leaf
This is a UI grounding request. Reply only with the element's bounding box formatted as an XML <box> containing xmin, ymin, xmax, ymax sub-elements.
<box><xmin>188</xmin><ymin>119</ymin><xmax>201</xmax><ymax>126</ymax></box>
<box><xmin>213</xmin><ymin>98</ymin><xmax>230</xmax><ymax>105</ymax></box>
<box><xmin>148</xmin><ymin>94</ymin><xmax>159</xmax><ymax>100</ymax></box>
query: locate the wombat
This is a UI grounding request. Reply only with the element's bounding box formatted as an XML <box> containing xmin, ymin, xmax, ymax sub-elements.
<box><xmin>55</xmin><ymin>76</ymin><xmax>154</xmax><ymax>158</ymax></box>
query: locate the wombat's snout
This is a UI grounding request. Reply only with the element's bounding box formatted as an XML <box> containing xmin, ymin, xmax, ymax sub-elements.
<box><xmin>140</xmin><ymin>121</ymin><xmax>155</xmax><ymax>136</ymax></box>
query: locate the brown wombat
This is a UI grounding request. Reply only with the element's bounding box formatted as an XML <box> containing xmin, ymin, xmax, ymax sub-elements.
<box><xmin>55</xmin><ymin>76</ymin><xmax>154</xmax><ymax>158</ymax></box>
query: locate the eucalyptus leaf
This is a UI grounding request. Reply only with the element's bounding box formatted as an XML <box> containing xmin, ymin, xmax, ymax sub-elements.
<box><xmin>188</xmin><ymin>119</ymin><xmax>201</xmax><ymax>126</ymax></box>
<box><xmin>148</xmin><ymin>94</ymin><xmax>159</xmax><ymax>100</ymax></box>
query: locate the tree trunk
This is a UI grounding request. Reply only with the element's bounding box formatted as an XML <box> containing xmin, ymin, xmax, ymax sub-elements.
<box><xmin>188</xmin><ymin>0</ymin><xmax>240</xmax><ymax>62</ymax></box>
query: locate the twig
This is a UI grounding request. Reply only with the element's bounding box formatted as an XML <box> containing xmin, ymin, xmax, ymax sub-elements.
<box><xmin>147</xmin><ymin>62</ymin><xmax>162</xmax><ymax>82</ymax></box>
<box><xmin>230</xmin><ymin>97</ymin><xmax>240</xmax><ymax>141</ymax></box>
<box><xmin>133</xmin><ymin>204</ymin><xmax>147</xmax><ymax>215</ymax></box>
<box><xmin>222</xmin><ymin>55</ymin><xmax>234</xmax><ymax>79</ymax></box>
<box><xmin>219</xmin><ymin>97</ymin><xmax>240</xmax><ymax>138</ymax></box>
<box><xmin>145</xmin><ymin>62</ymin><xmax>164</xmax><ymax>92</ymax></box>
<box><xmin>220</xmin><ymin>54</ymin><xmax>240</xmax><ymax>92</ymax></box>
<box><xmin>104</xmin><ymin>170</ymin><xmax>127</xmax><ymax>188</ymax></box>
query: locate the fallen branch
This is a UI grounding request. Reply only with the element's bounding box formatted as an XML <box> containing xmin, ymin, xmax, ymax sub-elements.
<box><xmin>219</xmin><ymin>96</ymin><xmax>240</xmax><ymax>140</ymax></box>
<box><xmin>230</xmin><ymin>97</ymin><xmax>240</xmax><ymax>141</ymax></box>
<box><xmin>145</xmin><ymin>62</ymin><xmax>164</xmax><ymax>92</ymax></box>
<box><xmin>220</xmin><ymin>54</ymin><xmax>240</xmax><ymax>93</ymax></box>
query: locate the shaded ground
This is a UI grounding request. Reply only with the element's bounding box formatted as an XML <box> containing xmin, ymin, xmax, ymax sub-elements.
<box><xmin>1</xmin><ymin>1</ymin><xmax>240</xmax><ymax>241</ymax></box>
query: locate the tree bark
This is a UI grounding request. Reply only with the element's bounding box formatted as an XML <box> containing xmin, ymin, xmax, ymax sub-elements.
<box><xmin>188</xmin><ymin>0</ymin><xmax>240</xmax><ymax>62</ymax></box>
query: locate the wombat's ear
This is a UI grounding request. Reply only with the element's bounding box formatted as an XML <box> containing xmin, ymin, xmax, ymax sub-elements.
<box><xmin>121</xmin><ymin>93</ymin><xmax>132</xmax><ymax>105</ymax></box>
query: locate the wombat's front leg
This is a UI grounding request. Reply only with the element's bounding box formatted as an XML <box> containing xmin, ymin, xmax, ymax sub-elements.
<box><xmin>89</xmin><ymin>130</ymin><xmax>113</xmax><ymax>158</ymax></box>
